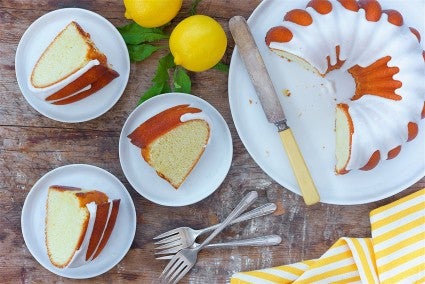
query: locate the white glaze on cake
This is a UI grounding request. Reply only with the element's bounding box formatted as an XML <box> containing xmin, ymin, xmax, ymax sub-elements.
<box><xmin>267</xmin><ymin>0</ymin><xmax>425</xmax><ymax>172</ymax></box>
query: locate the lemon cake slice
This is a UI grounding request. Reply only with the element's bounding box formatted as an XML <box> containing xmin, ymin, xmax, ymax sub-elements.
<box><xmin>128</xmin><ymin>104</ymin><xmax>210</xmax><ymax>189</ymax></box>
<box><xmin>30</xmin><ymin>21</ymin><xmax>119</xmax><ymax>105</ymax></box>
<box><xmin>45</xmin><ymin>185</ymin><xmax>120</xmax><ymax>268</ymax></box>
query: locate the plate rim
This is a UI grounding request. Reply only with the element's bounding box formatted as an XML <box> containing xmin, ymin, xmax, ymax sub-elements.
<box><xmin>14</xmin><ymin>7</ymin><xmax>130</xmax><ymax>123</ymax></box>
<box><xmin>20</xmin><ymin>163</ymin><xmax>137</xmax><ymax>279</ymax></box>
<box><xmin>228</xmin><ymin>0</ymin><xmax>425</xmax><ymax>205</ymax></box>
<box><xmin>119</xmin><ymin>92</ymin><xmax>233</xmax><ymax>207</ymax></box>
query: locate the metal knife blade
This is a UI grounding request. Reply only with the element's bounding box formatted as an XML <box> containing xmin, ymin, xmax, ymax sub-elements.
<box><xmin>229</xmin><ymin>16</ymin><xmax>288</xmax><ymax>131</ymax></box>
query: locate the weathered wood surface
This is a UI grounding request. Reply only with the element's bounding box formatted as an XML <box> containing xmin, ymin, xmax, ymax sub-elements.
<box><xmin>1</xmin><ymin>0</ymin><xmax>424</xmax><ymax>283</ymax></box>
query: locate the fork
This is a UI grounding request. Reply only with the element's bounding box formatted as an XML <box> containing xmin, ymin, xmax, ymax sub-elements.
<box><xmin>154</xmin><ymin>202</ymin><xmax>277</xmax><ymax>252</ymax></box>
<box><xmin>156</xmin><ymin>234</ymin><xmax>282</xmax><ymax>260</ymax></box>
<box><xmin>159</xmin><ymin>191</ymin><xmax>258</xmax><ymax>283</ymax></box>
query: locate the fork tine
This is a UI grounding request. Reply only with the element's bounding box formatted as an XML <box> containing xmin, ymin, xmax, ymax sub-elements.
<box><xmin>160</xmin><ymin>255</ymin><xmax>179</xmax><ymax>280</ymax></box>
<box><xmin>153</xmin><ymin>228</ymin><xmax>181</xmax><ymax>240</ymax></box>
<box><xmin>155</xmin><ymin>244</ymin><xmax>182</xmax><ymax>255</ymax></box>
<box><xmin>155</xmin><ymin>239</ymin><xmax>183</xmax><ymax>250</ymax></box>
<box><xmin>168</xmin><ymin>262</ymin><xmax>188</xmax><ymax>284</ymax></box>
<box><xmin>156</xmin><ymin>255</ymin><xmax>173</xmax><ymax>260</ymax></box>
<box><xmin>154</xmin><ymin>234</ymin><xmax>181</xmax><ymax>245</ymax></box>
<box><xmin>162</xmin><ymin>257</ymin><xmax>184</xmax><ymax>283</ymax></box>
<box><xmin>172</xmin><ymin>264</ymin><xmax>192</xmax><ymax>284</ymax></box>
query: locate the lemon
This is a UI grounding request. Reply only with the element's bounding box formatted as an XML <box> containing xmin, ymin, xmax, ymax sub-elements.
<box><xmin>169</xmin><ymin>15</ymin><xmax>227</xmax><ymax>72</ymax></box>
<box><xmin>124</xmin><ymin>0</ymin><xmax>182</xmax><ymax>28</ymax></box>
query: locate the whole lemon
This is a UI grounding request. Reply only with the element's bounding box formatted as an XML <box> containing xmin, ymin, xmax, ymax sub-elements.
<box><xmin>169</xmin><ymin>15</ymin><xmax>227</xmax><ymax>72</ymax></box>
<box><xmin>124</xmin><ymin>0</ymin><xmax>182</xmax><ymax>28</ymax></box>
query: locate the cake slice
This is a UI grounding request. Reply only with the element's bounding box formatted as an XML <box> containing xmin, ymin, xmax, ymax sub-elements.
<box><xmin>335</xmin><ymin>104</ymin><xmax>353</xmax><ymax>174</ymax></box>
<box><xmin>128</xmin><ymin>104</ymin><xmax>210</xmax><ymax>189</ymax></box>
<box><xmin>30</xmin><ymin>21</ymin><xmax>119</xmax><ymax>104</ymax></box>
<box><xmin>45</xmin><ymin>185</ymin><xmax>120</xmax><ymax>268</ymax></box>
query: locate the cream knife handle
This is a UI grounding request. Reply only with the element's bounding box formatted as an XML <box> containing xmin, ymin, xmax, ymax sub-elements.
<box><xmin>280</xmin><ymin>128</ymin><xmax>320</xmax><ymax>205</ymax></box>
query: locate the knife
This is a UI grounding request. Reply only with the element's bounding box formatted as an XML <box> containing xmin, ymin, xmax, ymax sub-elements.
<box><xmin>229</xmin><ymin>16</ymin><xmax>320</xmax><ymax>205</ymax></box>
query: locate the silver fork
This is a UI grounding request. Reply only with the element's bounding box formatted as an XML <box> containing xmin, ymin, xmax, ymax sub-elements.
<box><xmin>154</xmin><ymin>202</ymin><xmax>276</xmax><ymax>252</ymax></box>
<box><xmin>159</xmin><ymin>191</ymin><xmax>258</xmax><ymax>283</ymax></box>
<box><xmin>156</xmin><ymin>234</ymin><xmax>282</xmax><ymax>260</ymax></box>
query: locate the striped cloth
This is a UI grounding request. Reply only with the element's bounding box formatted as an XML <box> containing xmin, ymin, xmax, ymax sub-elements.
<box><xmin>231</xmin><ymin>188</ymin><xmax>425</xmax><ymax>284</ymax></box>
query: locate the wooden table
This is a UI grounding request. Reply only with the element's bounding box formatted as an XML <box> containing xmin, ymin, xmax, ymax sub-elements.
<box><xmin>1</xmin><ymin>0</ymin><xmax>424</xmax><ymax>282</ymax></box>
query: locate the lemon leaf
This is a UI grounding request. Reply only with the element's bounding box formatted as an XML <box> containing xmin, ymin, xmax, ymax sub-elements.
<box><xmin>138</xmin><ymin>53</ymin><xmax>175</xmax><ymax>104</ymax></box>
<box><xmin>127</xmin><ymin>44</ymin><xmax>161</xmax><ymax>62</ymax></box>
<box><xmin>173</xmin><ymin>67</ymin><xmax>191</xmax><ymax>93</ymax></box>
<box><xmin>213</xmin><ymin>62</ymin><xmax>229</xmax><ymax>73</ymax></box>
<box><xmin>138</xmin><ymin>81</ymin><xmax>171</xmax><ymax>105</ymax></box>
<box><xmin>190</xmin><ymin>0</ymin><xmax>203</xmax><ymax>15</ymax></box>
<box><xmin>117</xmin><ymin>22</ymin><xmax>168</xmax><ymax>45</ymax></box>
<box><xmin>138</xmin><ymin>82</ymin><xmax>164</xmax><ymax>105</ymax></box>
<box><xmin>152</xmin><ymin>53</ymin><xmax>176</xmax><ymax>83</ymax></box>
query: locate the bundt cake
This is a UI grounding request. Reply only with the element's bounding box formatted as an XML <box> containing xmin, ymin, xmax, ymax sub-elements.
<box><xmin>128</xmin><ymin>104</ymin><xmax>210</xmax><ymax>189</ymax></box>
<box><xmin>265</xmin><ymin>0</ymin><xmax>425</xmax><ymax>174</ymax></box>
<box><xmin>30</xmin><ymin>21</ymin><xmax>119</xmax><ymax>105</ymax></box>
<box><xmin>45</xmin><ymin>185</ymin><xmax>120</xmax><ymax>268</ymax></box>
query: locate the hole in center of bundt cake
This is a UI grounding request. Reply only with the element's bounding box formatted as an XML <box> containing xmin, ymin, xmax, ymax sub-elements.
<box><xmin>325</xmin><ymin>69</ymin><xmax>356</xmax><ymax>102</ymax></box>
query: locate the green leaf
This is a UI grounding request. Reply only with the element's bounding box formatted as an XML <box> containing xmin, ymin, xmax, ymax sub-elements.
<box><xmin>117</xmin><ymin>22</ymin><xmax>168</xmax><ymax>45</ymax></box>
<box><xmin>152</xmin><ymin>52</ymin><xmax>176</xmax><ymax>83</ymax></box>
<box><xmin>138</xmin><ymin>53</ymin><xmax>176</xmax><ymax>105</ymax></box>
<box><xmin>213</xmin><ymin>61</ymin><xmax>229</xmax><ymax>73</ymax></box>
<box><xmin>138</xmin><ymin>82</ymin><xmax>166</xmax><ymax>105</ymax></box>
<box><xmin>190</xmin><ymin>0</ymin><xmax>203</xmax><ymax>15</ymax></box>
<box><xmin>173</xmin><ymin>67</ymin><xmax>191</xmax><ymax>93</ymax></box>
<box><xmin>127</xmin><ymin>44</ymin><xmax>160</xmax><ymax>62</ymax></box>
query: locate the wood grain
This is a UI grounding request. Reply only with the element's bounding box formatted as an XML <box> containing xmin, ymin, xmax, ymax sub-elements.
<box><xmin>0</xmin><ymin>0</ymin><xmax>424</xmax><ymax>283</ymax></box>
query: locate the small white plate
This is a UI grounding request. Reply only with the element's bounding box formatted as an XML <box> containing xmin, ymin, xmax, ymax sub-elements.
<box><xmin>119</xmin><ymin>93</ymin><xmax>233</xmax><ymax>206</ymax></box>
<box><xmin>21</xmin><ymin>164</ymin><xmax>136</xmax><ymax>279</ymax></box>
<box><xmin>15</xmin><ymin>8</ymin><xmax>130</xmax><ymax>123</ymax></box>
<box><xmin>228</xmin><ymin>0</ymin><xmax>425</xmax><ymax>204</ymax></box>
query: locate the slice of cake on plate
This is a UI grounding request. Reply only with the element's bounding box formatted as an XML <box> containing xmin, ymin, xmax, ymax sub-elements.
<box><xmin>30</xmin><ymin>21</ymin><xmax>119</xmax><ymax>105</ymax></box>
<box><xmin>45</xmin><ymin>185</ymin><xmax>120</xmax><ymax>268</ymax></box>
<box><xmin>128</xmin><ymin>104</ymin><xmax>210</xmax><ymax>189</ymax></box>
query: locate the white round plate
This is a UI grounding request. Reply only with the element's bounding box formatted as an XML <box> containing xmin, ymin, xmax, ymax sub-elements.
<box><xmin>21</xmin><ymin>164</ymin><xmax>136</xmax><ymax>279</ymax></box>
<box><xmin>228</xmin><ymin>0</ymin><xmax>425</xmax><ymax>205</ymax></box>
<box><xmin>119</xmin><ymin>93</ymin><xmax>233</xmax><ymax>207</ymax></box>
<box><xmin>15</xmin><ymin>8</ymin><xmax>130</xmax><ymax>123</ymax></box>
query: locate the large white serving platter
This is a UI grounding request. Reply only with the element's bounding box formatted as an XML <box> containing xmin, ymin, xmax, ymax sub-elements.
<box><xmin>228</xmin><ymin>0</ymin><xmax>425</xmax><ymax>204</ymax></box>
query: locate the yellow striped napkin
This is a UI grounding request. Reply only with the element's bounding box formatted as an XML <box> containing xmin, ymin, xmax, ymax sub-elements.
<box><xmin>231</xmin><ymin>188</ymin><xmax>425</xmax><ymax>284</ymax></box>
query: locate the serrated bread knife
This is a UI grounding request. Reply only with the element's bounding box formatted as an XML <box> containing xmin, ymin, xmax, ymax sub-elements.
<box><xmin>229</xmin><ymin>16</ymin><xmax>320</xmax><ymax>205</ymax></box>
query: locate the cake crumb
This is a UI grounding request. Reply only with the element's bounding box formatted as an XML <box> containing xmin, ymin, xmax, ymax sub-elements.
<box><xmin>282</xmin><ymin>89</ymin><xmax>291</xmax><ymax>97</ymax></box>
<box><xmin>273</xmin><ymin>198</ymin><xmax>285</xmax><ymax>216</ymax></box>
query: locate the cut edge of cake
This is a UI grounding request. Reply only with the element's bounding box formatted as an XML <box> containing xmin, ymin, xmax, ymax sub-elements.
<box><xmin>143</xmin><ymin>119</ymin><xmax>210</xmax><ymax>189</ymax></box>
